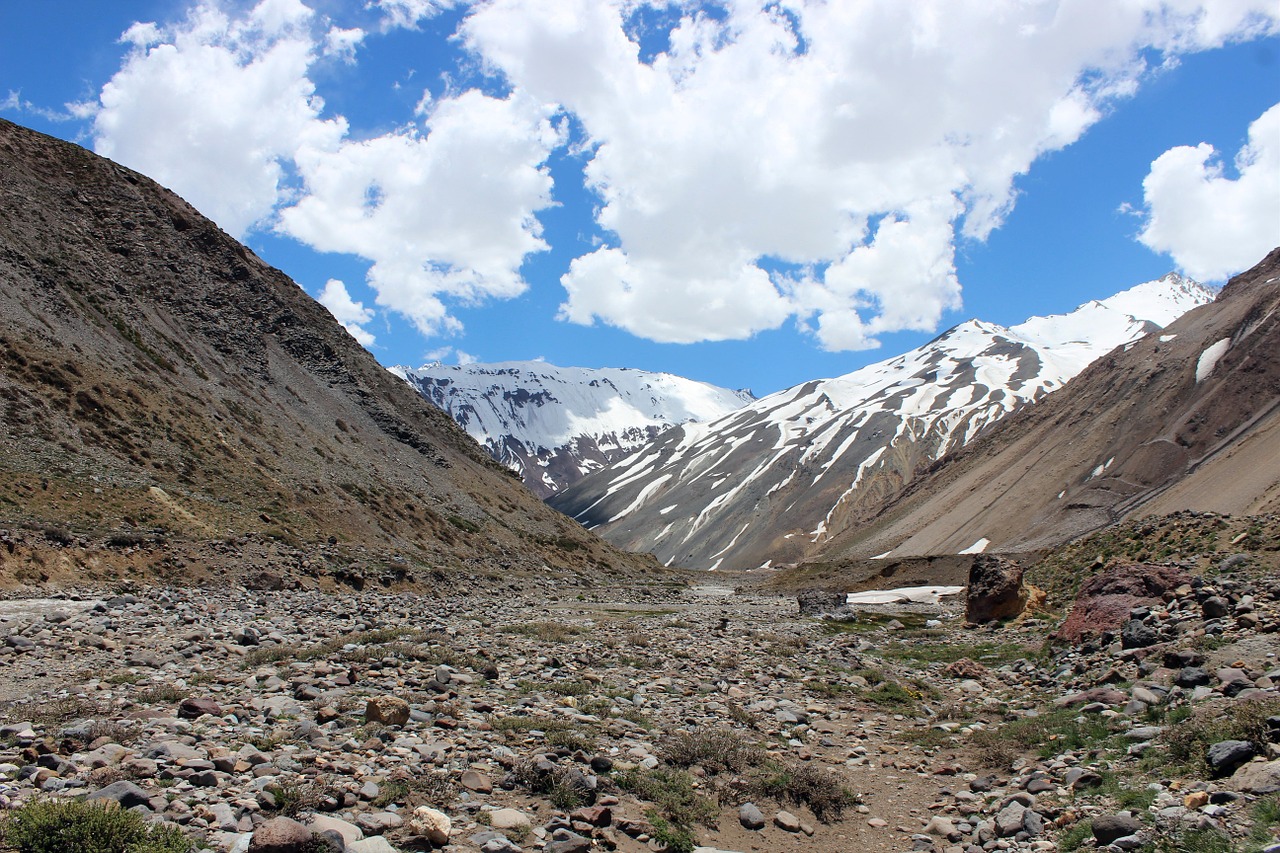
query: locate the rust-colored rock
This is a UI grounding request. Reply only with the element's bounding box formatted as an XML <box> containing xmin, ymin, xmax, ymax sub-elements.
<box><xmin>1054</xmin><ymin>563</ymin><xmax>1191</xmax><ymax>643</ymax></box>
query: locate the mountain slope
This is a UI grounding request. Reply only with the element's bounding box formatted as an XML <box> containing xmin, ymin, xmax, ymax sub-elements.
<box><xmin>549</xmin><ymin>274</ymin><xmax>1212</xmax><ymax>570</ymax></box>
<box><xmin>394</xmin><ymin>361</ymin><xmax>753</xmax><ymax>498</ymax></box>
<box><xmin>0</xmin><ymin>118</ymin><xmax>659</xmax><ymax>589</ymax></box>
<box><xmin>813</xmin><ymin>247</ymin><xmax>1280</xmax><ymax>560</ymax></box>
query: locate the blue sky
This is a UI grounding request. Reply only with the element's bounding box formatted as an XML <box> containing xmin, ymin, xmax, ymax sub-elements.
<box><xmin>2</xmin><ymin>1</ymin><xmax>1277</xmax><ymax>396</ymax></box>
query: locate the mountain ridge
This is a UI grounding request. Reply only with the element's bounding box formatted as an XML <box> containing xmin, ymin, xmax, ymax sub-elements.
<box><xmin>548</xmin><ymin>272</ymin><xmax>1214</xmax><ymax>570</ymax></box>
<box><xmin>0</xmin><ymin>117</ymin><xmax>661</xmax><ymax>590</ymax></box>
<box><xmin>394</xmin><ymin>360</ymin><xmax>753</xmax><ymax>498</ymax></box>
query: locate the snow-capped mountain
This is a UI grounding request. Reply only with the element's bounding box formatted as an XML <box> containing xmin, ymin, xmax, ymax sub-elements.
<box><xmin>391</xmin><ymin>362</ymin><xmax>755</xmax><ymax>498</ymax></box>
<box><xmin>548</xmin><ymin>273</ymin><xmax>1214</xmax><ymax>570</ymax></box>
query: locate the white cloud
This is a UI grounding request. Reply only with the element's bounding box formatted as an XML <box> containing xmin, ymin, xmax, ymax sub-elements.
<box><xmin>370</xmin><ymin>0</ymin><xmax>455</xmax><ymax>31</ymax></box>
<box><xmin>1137</xmin><ymin>101</ymin><xmax>1280</xmax><ymax>281</ymax></box>
<box><xmin>462</xmin><ymin>0</ymin><xmax>1280</xmax><ymax>349</ymax></box>
<box><xmin>324</xmin><ymin>26</ymin><xmax>365</xmax><ymax>62</ymax></box>
<box><xmin>90</xmin><ymin>0</ymin><xmax>345</xmax><ymax>238</ymax></box>
<box><xmin>279</xmin><ymin>89</ymin><xmax>560</xmax><ymax>336</ymax></box>
<box><xmin>317</xmin><ymin>278</ymin><xmax>376</xmax><ymax>346</ymax></box>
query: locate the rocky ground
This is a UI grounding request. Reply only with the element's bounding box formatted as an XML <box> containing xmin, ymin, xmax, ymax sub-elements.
<box><xmin>0</xmin><ymin>520</ymin><xmax>1278</xmax><ymax>853</ymax></box>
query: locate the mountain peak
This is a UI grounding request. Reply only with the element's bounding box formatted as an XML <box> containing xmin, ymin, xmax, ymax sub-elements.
<box><xmin>550</xmin><ymin>273</ymin><xmax>1213</xmax><ymax>571</ymax></box>
<box><xmin>396</xmin><ymin>361</ymin><xmax>752</xmax><ymax>497</ymax></box>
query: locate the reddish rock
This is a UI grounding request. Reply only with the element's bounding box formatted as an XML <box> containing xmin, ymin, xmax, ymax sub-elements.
<box><xmin>1054</xmin><ymin>563</ymin><xmax>1191</xmax><ymax>643</ymax></box>
<box><xmin>177</xmin><ymin>697</ymin><xmax>222</xmax><ymax>719</ymax></box>
<box><xmin>248</xmin><ymin>816</ymin><xmax>315</xmax><ymax>853</ymax></box>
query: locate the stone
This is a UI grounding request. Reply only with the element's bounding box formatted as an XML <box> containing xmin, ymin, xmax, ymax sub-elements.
<box><xmin>994</xmin><ymin>801</ymin><xmax>1026</xmax><ymax>837</ymax></box>
<box><xmin>1120</xmin><ymin>619</ymin><xmax>1158</xmax><ymax>649</ymax></box>
<box><xmin>84</xmin><ymin>780</ymin><xmax>152</xmax><ymax>810</ymax></box>
<box><xmin>460</xmin><ymin>769</ymin><xmax>493</xmax><ymax>793</ymax></box>
<box><xmin>924</xmin><ymin>815</ymin><xmax>960</xmax><ymax>841</ymax></box>
<box><xmin>773</xmin><ymin>810</ymin><xmax>802</xmax><ymax>832</ymax></box>
<box><xmin>1202</xmin><ymin>596</ymin><xmax>1230</xmax><ymax>618</ymax></box>
<box><xmin>546</xmin><ymin>828</ymin><xmax>593</xmax><ymax>853</ymax></box>
<box><xmin>796</xmin><ymin>589</ymin><xmax>846</xmax><ymax>616</ymax></box>
<box><xmin>488</xmin><ymin>808</ymin><xmax>532</xmax><ymax>830</ymax></box>
<box><xmin>1208</xmin><ymin>740</ymin><xmax>1256</xmax><ymax>777</ymax></box>
<box><xmin>178</xmin><ymin>697</ymin><xmax>222</xmax><ymax>719</ymax></box>
<box><xmin>739</xmin><ymin>802</ymin><xmax>765</xmax><ymax>830</ymax></box>
<box><xmin>966</xmin><ymin>556</ymin><xmax>1029</xmax><ymax>623</ymax></box>
<box><xmin>364</xmin><ymin>695</ymin><xmax>410</xmax><ymax>726</ymax></box>
<box><xmin>409</xmin><ymin>806</ymin><xmax>451</xmax><ymax>845</ymax></box>
<box><xmin>1092</xmin><ymin>814</ymin><xmax>1143</xmax><ymax>845</ymax></box>
<box><xmin>248</xmin><ymin>817</ymin><xmax>314</xmax><ymax>853</ymax></box>
<box><xmin>1055</xmin><ymin>564</ymin><xmax>1190</xmax><ymax>642</ymax></box>
<box><xmin>347</xmin><ymin>840</ymin><xmax>398</xmax><ymax>853</ymax></box>
<box><xmin>1231</xmin><ymin>759</ymin><xmax>1280</xmax><ymax>794</ymax></box>
<box><xmin>1176</xmin><ymin>667</ymin><xmax>1211</xmax><ymax>687</ymax></box>
<box><xmin>1184</xmin><ymin>791</ymin><xmax>1210</xmax><ymax>809</ymax></box>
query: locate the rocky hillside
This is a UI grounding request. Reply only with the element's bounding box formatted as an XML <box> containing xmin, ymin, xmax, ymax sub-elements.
<box><xmin>550</xmin><ymin>274</ymin><xmax>1211</xmax><ymax>571</ymax></box>
<box><xmin>816</xmin><ymin>247</ymin><xmax>1280</xmax><ymax>561</ymax></box>
<box><xmin>393</xmin><ymin>361</ymin><xmax>752</xmax><ymax>498</ymax></box>
<box><xmin>0</xmin><ymin>118</ymin><xmax>663</xmax><ymax>590</ymax></box>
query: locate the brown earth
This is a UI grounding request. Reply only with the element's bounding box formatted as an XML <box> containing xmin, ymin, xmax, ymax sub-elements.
<box><xmin>813</xmin><ymin>247</ymin><xmax>1280</xmax><ymax>561</ymax></box>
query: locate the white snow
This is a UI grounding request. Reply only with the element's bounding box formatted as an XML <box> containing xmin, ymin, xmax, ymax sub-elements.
<box><xmin>1159</xmin><ymin>334</ymin><xmax>1177</xmax><ymax>342</ymax></box>
<box><xmin>1195</xmin><ymin>338</ymin><xmax>1231</xmax><ymax>383</ymax></box>
<box><xmin>958</xmin><ymin>538</ymin><xmax>990</xmax><ymax>554</ymax></box>
<box><xmin>845</xmin><ymin>586</ymin><xmax>964</xmax><ymax>606</ymax></box>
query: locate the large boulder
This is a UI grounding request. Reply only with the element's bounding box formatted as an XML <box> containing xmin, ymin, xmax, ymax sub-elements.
<box><xmin>796</xmin><ymin>589</ymin><xmax>846</xmax><ymax>616</ymax></box>
<box><xmin>965</xmin><ymin>556</ymin><xmax>1029</xmax><ymax>623</ymax></box>
<box><xmin>1054</xmin><ymin>563</ymin><xmax>1190</xmax><ymax>643</ymax></box>
<box><xmin>248</xmin><ymin>817</ymin><xmax>316</xmax><ymax>853</ymax></box>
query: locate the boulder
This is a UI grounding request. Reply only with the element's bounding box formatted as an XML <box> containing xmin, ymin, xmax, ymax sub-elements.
<box><xmin>1092</xmin><ymin>814</ymin><xmax>1143</xmax><ymax>846</ymax></box>
<box><xmin>365</xmin><ymin>696</ymin><xmax>410</xmax><ymax>727</ymax></box>
<box><xmin>966</xmin><ymin>556</ymin><xmax>1031</xmax><ymax>623</ymax></box>
<box><xmin>1055</xmin><ymin>564</ymin><xmax>1190</xmax><ymax>643</ymax></box>
<box><xmin>409</xmin><ymin>806</ymin><xmax>451</xmax><ymax>845</ymax></box>
<box><xmin>796</xmin><ymin>589</ymin><xmax>846</xmax><ymax>616</ymax></box>
<box><xmin>248</xmin><ymin>817</ymin><xmax>315</xmax><ymax>853</ymax></box>
<box><xmin>1207</xmin><ymin>740</ymin><xmax>1256</xmax><ymax>777</ymax></box>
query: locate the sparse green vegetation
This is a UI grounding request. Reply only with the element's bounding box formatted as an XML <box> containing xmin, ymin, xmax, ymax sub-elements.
<box><xmin>1</xmin><ymin>799</ymin><xmax>192</xmax><ymax>853</ymax></box>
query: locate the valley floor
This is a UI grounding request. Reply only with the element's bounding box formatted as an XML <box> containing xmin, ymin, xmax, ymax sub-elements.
<box><xmin>0</xmin><ymin>570</ymin><xmax>1277</xmax><ymax>853</ymax></box>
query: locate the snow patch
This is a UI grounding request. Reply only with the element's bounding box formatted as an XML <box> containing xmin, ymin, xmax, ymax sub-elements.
<box><xmin>958</xmin><ymin>538</ymin><xmax>990</xmax><ymax>555</ymax></box>
<box><xmin>1196</xmin><ymin>338</ymin><xmax>1231</xmax><ymax>383</ymax></box>
<box><xmin>845</xmin><ymin>586</ymin><xmax>964</xmax><ymax>606</ymax></box>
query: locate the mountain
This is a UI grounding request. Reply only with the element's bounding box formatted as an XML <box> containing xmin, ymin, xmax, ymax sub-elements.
<box><xmin>810</xmin><ymin>247</ymin><xmax>1280</xmax><ymax>561</ymax></box>
<box><xmin>0</xmin><ymin>118</ymin><xmax>660</xmax><ymax>590</ymax></box>
<box><xmin>393</xmin><ymin>361</ymin><xmax>753</xmax><ymax>498</ymax></box>
<box><xmin>549</xmin><ymin>274</ymin><xmax>1214</xmax><ymax>570</ymax></box>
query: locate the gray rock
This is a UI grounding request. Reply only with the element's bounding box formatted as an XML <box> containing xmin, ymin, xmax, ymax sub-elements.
<box><xmin>1207</xmin><ymin>740</ymin><xmax>1256</xmax><ymax>777</ymax></box>
<box><xmin>84</xmin><ymin>780</ymin><xmax>152</xmax><ymax>810</ymax></box>
<box><xmin>1093</xmin><ymin>814</ymin><xmax>1143</xmax><ymax>845</ymax></box>
<box><xmin>739</xmin><ymin>802</ymin><xmax>765</xmax><ymax>830</ymax></box>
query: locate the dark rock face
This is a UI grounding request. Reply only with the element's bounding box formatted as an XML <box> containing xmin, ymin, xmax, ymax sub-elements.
<box><xmin>965</xmin><ymin>556</ymin><xmax>1027</xmax><ymax>622</ymax></box>
<box><xmin>1055</xmin><ymin>564</ymin><xmax>1191</xmax><ymax>643</ymax></box>
<box><xmin>797</xmin><ymin>589</ymin><xmax>847</xmax><ymax>616</ymax></box>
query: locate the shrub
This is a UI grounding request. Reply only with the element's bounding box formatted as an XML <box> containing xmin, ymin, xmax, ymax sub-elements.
<box><xmin>2</xmin><ymin>799</ymin><xmax>191</xmax><ymax>853</ymax></box>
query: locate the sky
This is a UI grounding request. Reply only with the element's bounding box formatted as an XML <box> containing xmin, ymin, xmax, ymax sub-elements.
<box><xmin>2</xmin><ymin>1</ymin><xmax>1278</xmax><ymax>397</ymax></box>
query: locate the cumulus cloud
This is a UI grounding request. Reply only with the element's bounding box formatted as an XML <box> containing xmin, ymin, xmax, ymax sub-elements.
<box><xmin>90</xmin><ymin>0</ymin><xmax>345</xmax><ymax>237</ymax></box>
<box><xmin>87</xmin><ymin>0</ymin><xmax>558</xmax><ymax>338</ymax></box>
<box><xmin>371</xmin><ymin>0</ymin><xmax>456</xmax><ymax>31</ymax></box>
<box><xmin>317</xmin><ymin>278</ymin><xmax>376</xmax><ymax>346</ymax></box>
<box><xmin>279</xmin><ymin>89</ymin><xmax>560</xmax><ymax>336</ymax></box>
<box><xmin>1138</xmin><ymin>101</ymin><xmax>1280</xmax><ymax>281</ymax></box>
<box><xmin>463</xmin><ymin>0</ymin><xmax>1280</xmax><ymax>349</ymax></box>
